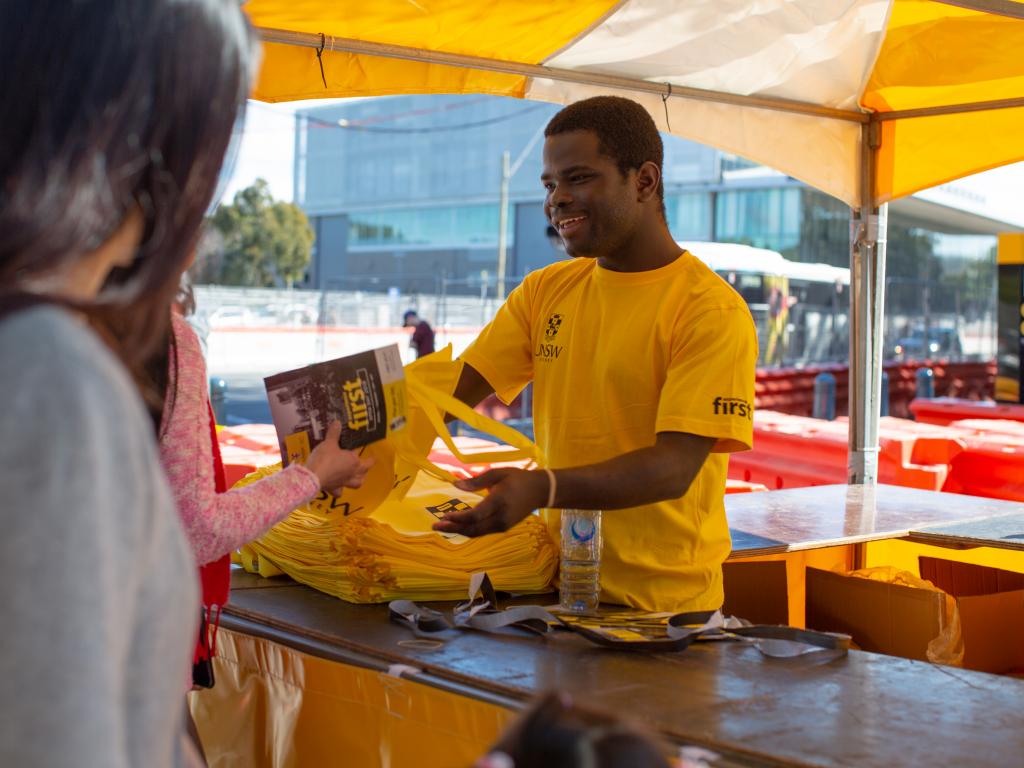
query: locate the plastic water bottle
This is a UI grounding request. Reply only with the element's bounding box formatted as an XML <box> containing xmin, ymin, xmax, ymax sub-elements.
<box><xmin>559</xmin><ymin>509</ymin><xmax>602</xmax><ymax>614</ymax></box>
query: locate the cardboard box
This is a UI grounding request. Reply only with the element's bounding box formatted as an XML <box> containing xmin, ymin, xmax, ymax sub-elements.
<box><xmin>918</xmin><ymin>557</ymin><xmax>1024</xmax><ymax>674</ymax></box>
<box><xmin>264</xmin><ymin>344</ymin><xmax>407</xmax><ymax>465</ymax></box>
<box><xmin>722</xmin><ymin>561</ymin><xmax>789</xmax><ymax>625</ymax></box>
<box><xmin>806</xmin><ymin>562</ymin><xmax>1024</xmax><ymax>674</ymax></box>
<box><xmin>805</xmin><ymin>567</ymin><xmax>944</xmax><ymax>662</ymax></box>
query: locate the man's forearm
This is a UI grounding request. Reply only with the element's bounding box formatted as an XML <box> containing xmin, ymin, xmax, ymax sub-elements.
<box><xmin>435</xmin><ymin>432</ymin><xmax>716</xmax><ymax>536</ymax></box>
<box><xmin>446</xmin><ymin>362</ymin><xmax>495</xmax><ymax>423</ymax></box>
<box><xmin>544</xmin><ymin>432</ymin><xmax>714</xmax><ymax>511</ymax></box>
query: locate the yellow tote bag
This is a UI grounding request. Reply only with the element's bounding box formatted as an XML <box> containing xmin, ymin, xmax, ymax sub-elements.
<box><xmin>327</xmin><ymin>345</ymin><xmax>544</xmax><ymax>518</ymax></box>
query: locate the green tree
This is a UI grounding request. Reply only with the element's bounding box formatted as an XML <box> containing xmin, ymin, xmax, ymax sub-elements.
<box><xmin>205</xmin><ymin>179</ymin><xmax>314</xmax><ymax>287</ymax></box>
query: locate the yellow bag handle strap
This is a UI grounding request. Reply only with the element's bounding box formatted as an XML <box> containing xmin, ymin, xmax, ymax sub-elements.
<box><xmin>405</xmin><ymin>451</ymin><xmax>459</xmax><ymax>485</ymax></box>
<box><xmin>405</xmin><ymin>376</ymin><xmax>546</xmax><ymax>467</ymax></box>
<box><xmin>408</xmin><ymin>378</ymin><xmax>535</xmax><ymax>465</ymax></box>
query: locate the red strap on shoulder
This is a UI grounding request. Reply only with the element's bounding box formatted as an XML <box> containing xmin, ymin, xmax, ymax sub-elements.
<box><xmin>198</xmin><ymin>402</ymin><xmax>231</xmax><ymax>607</ymax></box>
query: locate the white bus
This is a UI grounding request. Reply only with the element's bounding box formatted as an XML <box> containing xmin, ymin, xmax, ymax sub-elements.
<box><xmin>681</xmin><ymin>242</ymin><xmax>850</xmax><ymax>366</ymax></box>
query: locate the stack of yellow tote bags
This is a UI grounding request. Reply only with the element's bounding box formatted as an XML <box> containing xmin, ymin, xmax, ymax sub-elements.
<box><xmin>234</xmin><ymin>347</ymin><xmax>558</xmax><ymax>602</ymax></box>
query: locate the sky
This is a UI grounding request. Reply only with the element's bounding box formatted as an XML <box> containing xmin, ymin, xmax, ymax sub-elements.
<box><xmin>221</xmin><ymin>100</ymin><xmax>305</xmax><ymax>204</ymax></box>
<box><xmin>223</xmin><ymin>99</ymin><xmax>1024</xmax><ymax>229</ymax></box>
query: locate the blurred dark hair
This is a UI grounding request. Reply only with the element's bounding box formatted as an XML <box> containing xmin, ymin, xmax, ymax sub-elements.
<box><xmin>480</xmin><ymin>691</ymin><xmax>672</xmax><ymax>768</ymax></box>
<box><xmin>0</xmin><ymin>1</ymin><xmax>255</xmax><ymax>374</ymax></box>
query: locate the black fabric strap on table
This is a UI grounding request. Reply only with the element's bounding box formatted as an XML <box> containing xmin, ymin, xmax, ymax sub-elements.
<box><xmin>390</xmin><ymin>595</ymin><xmax>849</xmax><ymax>659</ymax></box>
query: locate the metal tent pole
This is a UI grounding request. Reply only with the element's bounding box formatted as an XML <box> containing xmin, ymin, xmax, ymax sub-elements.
<box><xmin>496</xmin><ymin>150</ymin><xmax>511</xmax><ymax>302</ymax></box>
<box><xmin>848</xmin><ymin>117</ymin><xmax>888</xmax><ymax>484</ymax></box>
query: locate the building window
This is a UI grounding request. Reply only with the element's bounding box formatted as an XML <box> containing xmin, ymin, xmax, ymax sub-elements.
<box><xmin>720</xmin><ymin>153</ymin><xmax>759</xmax><ymax>173</ymax></box>
<box><xmin>715</xmin><ymin>187</ymin><xmax>801</xmax><ymax>252</ymax></box>
<box><xmin>665</xmin><ymin>192</ymin><xmax>712</xmax><ymax>241</ymax></box>
<box><xmin>348</xmin><ymin>204</ymin><xmax>513</xmax><ymax>247</ymax></box>
<box><xmin>795</xmin><ymin>189</ymin><xmax>849</xmax><ymax>265</ymax></box>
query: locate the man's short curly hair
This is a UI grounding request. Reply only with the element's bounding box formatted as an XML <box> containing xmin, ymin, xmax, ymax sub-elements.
<box><xmin>544</xmin><ymin>96</ymin><xmax>665</xmax><ymax>215</ymax></box>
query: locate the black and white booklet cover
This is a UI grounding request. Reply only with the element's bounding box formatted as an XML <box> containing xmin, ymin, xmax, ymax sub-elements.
<box><xmin>264</xmin><ymin>344</ymin><xmax>407</xmax><ymax>466</ymax></box>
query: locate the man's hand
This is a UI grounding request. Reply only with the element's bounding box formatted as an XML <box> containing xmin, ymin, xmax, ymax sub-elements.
<box><xmin>432</xmin><ymin>468</ymin><xmax>549</xmax><ymax>537</ymax></box>
<box><xmin>431</xmin><ymin>432</ymin><xmax>714</xmax><ymax>537</ymax></box>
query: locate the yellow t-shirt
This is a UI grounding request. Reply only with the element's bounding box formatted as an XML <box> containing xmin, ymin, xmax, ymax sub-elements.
<box><xmin>460</xmin><ymin>251</ymin><xmax>758</xmax><ymax>612</ymax></box>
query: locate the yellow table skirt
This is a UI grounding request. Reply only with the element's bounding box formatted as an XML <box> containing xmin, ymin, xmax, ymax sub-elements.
<box><xmin>189</xmin><ymin>628</ymin><xmax>515</xmax><ymax>767</ymax></box>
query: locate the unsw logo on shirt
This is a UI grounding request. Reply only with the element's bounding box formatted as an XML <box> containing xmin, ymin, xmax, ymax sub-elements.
<box><xmin>535</xmin><ymin>312</ymin><xmax>565</xmax><ymax>361</ymax></box>
<box><xmin>712</xmin><ymin>396</ymin><xmax>753</xmax><ymax>420</ymax></box>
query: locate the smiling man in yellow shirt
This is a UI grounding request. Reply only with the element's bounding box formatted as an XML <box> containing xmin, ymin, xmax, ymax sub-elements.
<box><xmin>433</xmin><ymin>96</ymin><xmax>758</xmax><ymax>613</ymax></box>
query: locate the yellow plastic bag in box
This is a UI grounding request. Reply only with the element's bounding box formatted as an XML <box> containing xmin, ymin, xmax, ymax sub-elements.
<box><xmin>846</xmin><ymin>566</ymin><xmax>965</xmax><ymax>667</ymax></box>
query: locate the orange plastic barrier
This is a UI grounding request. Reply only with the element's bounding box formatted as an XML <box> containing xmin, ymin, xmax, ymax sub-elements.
<box><xmin>935</xmin><ymin>422</ymin><xmax>1024</xmax><ymax>502</ymax></box>
<box><xmin>944</xmin><ymin>419</ymin><xmax>1024</xmax><ymax>438</ymax></box>
<box><xmin>910</xmin><ymin>397</ymin><xmax>1024</xmax><ymax>426</ymax></box>
<box><xmin>216</xmin><ymin>427</ymin><xmax>772</xmax><ymax>499</ymax></box>
<box><xmin>218</xmin><ymin>423</ymin><xmax>282</xmax><ymax>454</ymax></box>
<box><xmin>943</xmin><ymin>439</ymin><xmax>1024</xmax><ymax>501</ymax></box>
<box><xmin>727</xmin><ymin>412</ymin><xmax>961</xmax><ymax>491</ymax></box>
<box><xmin>218</xmin><ymin>424</ymin><xmax>284</xmax><ymax>488</ymax></box>
<box><xmin>730</xmin><ymin>409</ymin><xmax>1024</xmax><ymax>503</ymax></box>
<box><xmin>724</xmin><ymin>478</ymin><xmax>768</xmax><ymax>494</ymax></box>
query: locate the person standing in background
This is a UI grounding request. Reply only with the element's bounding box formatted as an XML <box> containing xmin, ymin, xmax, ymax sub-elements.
<box><xmin>404</xmin><ymin>309</ymin><xmax>436</xmax><ymax>358</ymax></box>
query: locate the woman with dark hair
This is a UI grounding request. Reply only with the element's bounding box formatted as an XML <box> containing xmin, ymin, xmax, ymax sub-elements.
<box><xmin>0</xmin><ymin>2</ymin><xmax>255</xmax><ymax>765</ymax></box>
<box><xmin>476</xmin><ymin>692</ymin><xmax>673</xmax><ymax>768</ymax></box>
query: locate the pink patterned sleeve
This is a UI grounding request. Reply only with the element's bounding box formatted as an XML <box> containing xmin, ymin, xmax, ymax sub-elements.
<box><xmin>159</xmin><ymin>313</ymin><xmax>320</xmax><ymax>566</ymax></box>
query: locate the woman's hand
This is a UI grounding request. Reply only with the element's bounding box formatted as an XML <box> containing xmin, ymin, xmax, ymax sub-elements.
<box><xmin>304</xmin><ymin>421</ymin><xmax>375</xmax><ymax>495</ymax></box>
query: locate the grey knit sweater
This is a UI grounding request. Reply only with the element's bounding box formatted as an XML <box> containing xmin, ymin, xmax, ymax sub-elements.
<box><xmin>0</xmin><ymin>306</ymin><xmax>198</xmax><ymax>767</ymax></box>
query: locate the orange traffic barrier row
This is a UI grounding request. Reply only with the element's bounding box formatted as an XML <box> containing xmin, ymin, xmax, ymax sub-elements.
<box><xmin>728</xmin><ymin>411</ymin><xmax>961</xmax><ymax>492</ymax></box>
<box><xmin>217</xmin><ymin>410</ymin><xmax>1024</xmax><ymax>505</ymax></box>
<box><xmin>910</xmin><ymin>397</ymin><xmax>1024</xmax><ymax>426</ymax></box>
<box><xmin>943</xmin><ymin>418</ymin><xmax>1024</xmax><ymax>438</ymax></box>
<box><xmin>731</xmin><ymin>407</ymin><xmax>1024</xmax><ymax>504</ymax></box>
<box><xmin>217</xmin><ymin>427</ymin><xmax>770</xmax><ymax>499</ymax></box>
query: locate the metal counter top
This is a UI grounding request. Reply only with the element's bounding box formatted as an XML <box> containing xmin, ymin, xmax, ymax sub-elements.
<box><xmin>226</xmin><ymin>570</ymin><xmax>1024</xmax><ymax>768</ymax></box>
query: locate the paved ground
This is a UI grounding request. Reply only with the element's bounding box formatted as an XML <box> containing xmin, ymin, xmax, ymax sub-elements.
<box><xmin>212</xmin><ymin>375</ymin><xmax>273</xmax><ymax>425</ymax></box>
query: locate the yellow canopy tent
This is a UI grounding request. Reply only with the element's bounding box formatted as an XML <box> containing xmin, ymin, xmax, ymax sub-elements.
<box><xmin>243</xmin><ymin>0</ymin><xmax>1024</xmax><ymax>482</ymax></box>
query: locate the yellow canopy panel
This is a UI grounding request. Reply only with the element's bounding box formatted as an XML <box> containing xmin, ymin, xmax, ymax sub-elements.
<box><xmin>868</xmin><ymin>0</ymin><xmax>1024</xmax><ymax>201</ymax></box>
<box><xmin>865</xmin><ymin>0</ymin><xmax>1024</xmax><ymax>112</ymax></box>
<box><xmin>249</xmin><ymin>0</ymin><xmax>621</xmax><ymax>101</ymax></box>
<box><xmin>245</xmin><ymin>0</ymin><xmax>1024</xmax><ymax>206</ymax></box>
<box><xmin>877</xmin><ymin>104</ymin><xmax>1024</xmax><ymax>203</ymax></box>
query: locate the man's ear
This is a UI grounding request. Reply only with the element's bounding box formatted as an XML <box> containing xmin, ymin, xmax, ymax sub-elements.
<box><xmin>635</xmin><ymin>161</ymin><xmax>661</xmax><ymax>204</ymax></box>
